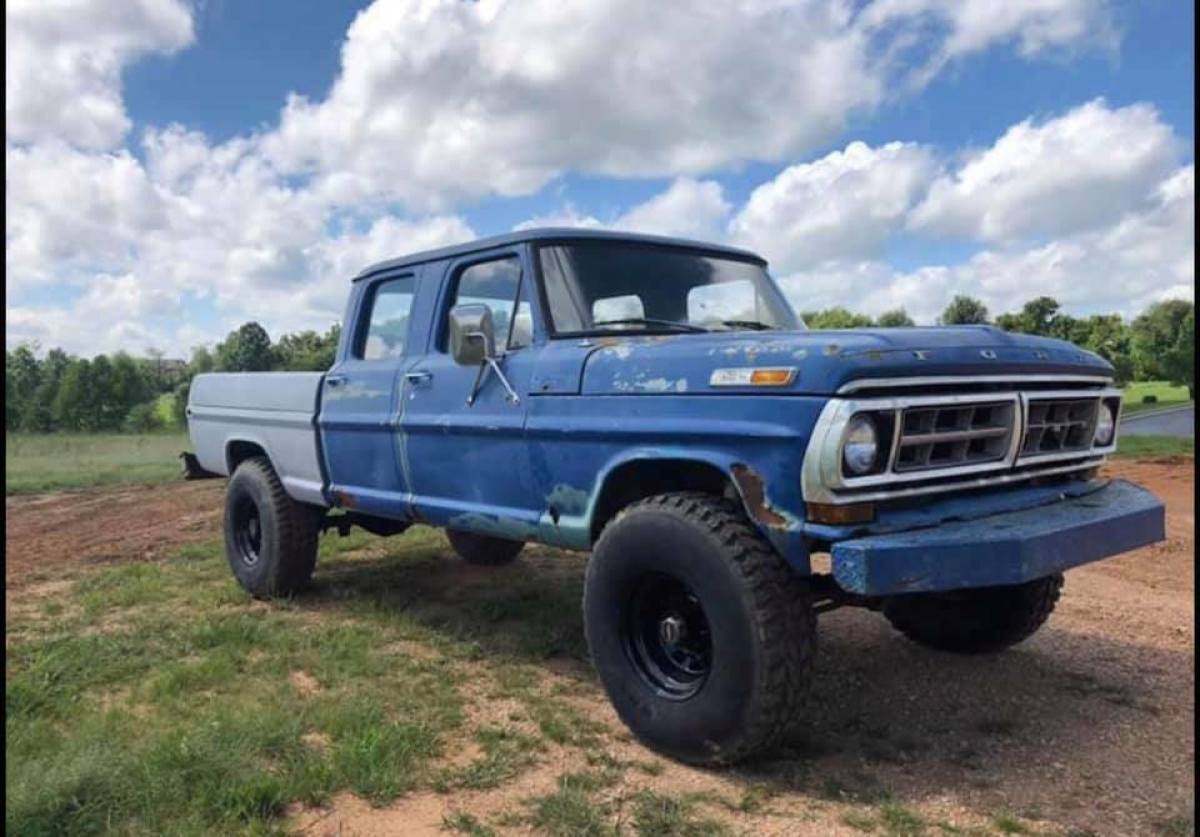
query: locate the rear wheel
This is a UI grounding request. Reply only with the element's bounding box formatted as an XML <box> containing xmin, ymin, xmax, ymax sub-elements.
<box><xmin>224</xmin><ymin>456</ymin><xmax>320</xmax><ymax>598</ymax></box>
<box><xmin>882</xmin><ymin>574</ymin><xmax>1063</xmax><ymax>654</ymax></box>
<box><xmin>584</xmin><ymin>492</ymin><xmax>814</xmax><ymax>765</ymax></box>
<box><xmin>446</xmin><ymin>529</ymin><xmax>524</xmax><ymax>566</ymax></box>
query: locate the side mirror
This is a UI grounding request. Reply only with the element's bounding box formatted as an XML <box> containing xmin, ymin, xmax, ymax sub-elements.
<box><xmin>449</xmin><ymin>303</ymin><xmax>496</xmax><ymax>366</ymax></box>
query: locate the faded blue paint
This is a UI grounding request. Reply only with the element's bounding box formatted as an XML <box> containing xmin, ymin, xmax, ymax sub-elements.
<box><xmin>830</xmin><ymin>480</ymin><xmax>1165</xmax><ymax>595</ymax></box>
<box><xmin>306</xmin><ymin>229</ymin><xmax>1162</xmax><ymax>592</ymax></box>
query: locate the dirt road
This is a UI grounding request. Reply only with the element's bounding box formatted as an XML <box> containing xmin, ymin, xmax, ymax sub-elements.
<box><xmin>4</xmin><ymin>461</ymin><xmax>1194</xmax><ymax>835</ymax></box>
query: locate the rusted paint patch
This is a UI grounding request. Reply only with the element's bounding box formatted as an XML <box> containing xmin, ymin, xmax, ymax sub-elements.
<box><xmin>730</xmin><ymin>463</ymin><xmax>788</xmax><ymax>528</ymax></box>
<box><xmin>333</xmin><ymin>490</ymin><xmax>357</xmax><ymax>509</ymax></box>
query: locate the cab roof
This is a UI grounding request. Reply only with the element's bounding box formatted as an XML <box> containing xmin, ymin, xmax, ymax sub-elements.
<box><xmin>352</xmin><ymin>227</ymin><xmax>766</xmax><ymax>281</ymax></box>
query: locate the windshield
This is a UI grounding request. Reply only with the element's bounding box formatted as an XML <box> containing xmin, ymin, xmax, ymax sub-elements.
<box><xmin>536</xmin><ymin>242</ymin><xmax>800</xmax><ymax>336</ymax></box>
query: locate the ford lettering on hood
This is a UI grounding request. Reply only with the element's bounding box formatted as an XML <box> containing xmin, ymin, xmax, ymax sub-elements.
<box><xmin>576</xmin><ymin>326</ymin><xmax>1113</xmax><ymax>396</ymax></box>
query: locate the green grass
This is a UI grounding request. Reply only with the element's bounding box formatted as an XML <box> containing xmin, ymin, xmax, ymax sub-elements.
<box><xmin>5</xmin><ymin>526</ymin><xmax>626</xmax><ymax>835</ymax></box>
<box><xmin>631</xmin><ymin>790</ymin><xmax>729</xmax><ymax>836</ymax></box>
<box><xmin>5</xmin><ymin>431</ymin><xmax>189</xmax><ymax>495</ymax></box>
<box><xmin>1122</xmin><ymin>381</ymin><xmax>1193</xmax><ymax>415</ymax></box>
<box><xmin>990</xmin><ymin>813</ymin><xmax>1031</xmax><ymax>834</ymax></box>
<box><xmin>1114</xmin><ymin>434</ymin><xmax>1194</xmax><ymax>458</ymax></box>
<box><xmin>1153</xmin><ymin>815</ymin><xmax>1195</xmax><ymax>837</ymax></box>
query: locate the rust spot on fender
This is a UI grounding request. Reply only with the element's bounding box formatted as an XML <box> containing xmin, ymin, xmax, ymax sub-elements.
<box><xmin>333</xmin><ymin>490</ymin><xmax>357</xmax><ymax>509</ymax></box>
<box><xmin>730</xmin><ymin>463</ymin><xmax>788</xmax><ymax>528</ymax></box>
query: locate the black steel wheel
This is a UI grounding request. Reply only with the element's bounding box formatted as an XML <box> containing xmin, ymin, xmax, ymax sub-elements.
<box><xmin>584</xmin><ymin>492</ymin><xmax>815</xmax><ymax>765</ymax></box>
<box><xmin>624</xmin><ymin>573</ymin><xmax>712</xmax><ymax>700</ymax></box>
<box><xmin>231</xmin><ymin>495</ymin><xmax>263</xmax><ymax>567</ymax></box>
<box><xmin>223</xmin><ymin>456</ymin><xmax>321</xmax><ymax>598</ymax></box>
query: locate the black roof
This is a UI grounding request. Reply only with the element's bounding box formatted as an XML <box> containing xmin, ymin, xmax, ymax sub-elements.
<box><xmin>352</xmin><ymin>227</ymin><xmax>765</xmax><ymax>281</ymax></box>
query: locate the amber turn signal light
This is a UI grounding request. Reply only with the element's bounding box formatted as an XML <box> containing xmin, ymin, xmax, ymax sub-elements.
<box><xmin>806</xmin><ymin>502</ymin><xmax>875</xmax><ymax>524</ymax></box>
<box><xmin>749</xmin><ymin>368</ymin><xmax>794</xmax><ymax>385</ymax></box>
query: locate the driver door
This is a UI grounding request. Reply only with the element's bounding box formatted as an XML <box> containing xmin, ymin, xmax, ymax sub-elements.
<box><xmin>400</xmin><ymin>248</ymin><xmax>543</xmax><ymax>535</ymax></box>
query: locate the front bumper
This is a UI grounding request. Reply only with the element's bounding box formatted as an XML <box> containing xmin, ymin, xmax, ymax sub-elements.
<box><xmin>830</xmin><ymin>479</ymin><xmax>1164</xmax><ymax>596</ymax></box>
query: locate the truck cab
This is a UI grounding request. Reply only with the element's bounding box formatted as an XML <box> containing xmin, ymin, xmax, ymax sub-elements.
<box><xmin>186</xmin><ymin>228</ymin><xmax>1165</xmax><ymax>765</ymax></box>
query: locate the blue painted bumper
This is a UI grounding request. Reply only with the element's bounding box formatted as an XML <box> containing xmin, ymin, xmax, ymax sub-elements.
<box><xmin>830</xmin><ymin>480</ymin><xmax>1165</xmax><ymax>596</ymax></box>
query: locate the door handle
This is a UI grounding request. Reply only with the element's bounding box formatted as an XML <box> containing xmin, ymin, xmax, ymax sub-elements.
<box><xmin>404</xmin><ymin>370</ymin><xmax>432</xmax><ymax>385</ymax></box>
<box><xmin>326</xmin><ymin>374</ymin><xmax>347</xmax><ymax>387</ymax></box>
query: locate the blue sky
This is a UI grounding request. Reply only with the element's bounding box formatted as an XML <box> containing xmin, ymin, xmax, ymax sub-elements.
<box><xmin>6</xmin><ymin>0</ymin><xmax>1195</xmax><ymax>355</ymax></box>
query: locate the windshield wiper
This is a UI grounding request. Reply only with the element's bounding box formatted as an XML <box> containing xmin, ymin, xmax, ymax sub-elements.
<box><xmin>719</xmin><ymin>319</ymin><xmax>774</xmax><ymax>331</ymax></box>
<box><xmin>591</xmin><ymin>318</ymin><xmax>709</xmax><ymax>333</ymax></box>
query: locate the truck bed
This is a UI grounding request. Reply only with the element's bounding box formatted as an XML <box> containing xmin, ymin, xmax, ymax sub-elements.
<box><xmin>187</xmin><ymin>372</ymin><xmax>327</xmax><ymax>506</ymax></box>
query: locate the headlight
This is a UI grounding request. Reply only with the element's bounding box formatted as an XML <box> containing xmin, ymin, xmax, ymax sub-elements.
<box><xmin>843</xmin><ymin>414</ymin><xmax>879</xmax><ymax>475</ymax></box>
<box><xmin>1094</xmin><ymin>401</ymin><xmax>1116</xmax><ymax>446</ymax></box>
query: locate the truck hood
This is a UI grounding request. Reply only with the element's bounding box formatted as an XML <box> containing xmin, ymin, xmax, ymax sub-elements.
<box><xmin>572</xmin><ymin>326</ymin><xmax>1112</xmax><ymax>396</ymax></box>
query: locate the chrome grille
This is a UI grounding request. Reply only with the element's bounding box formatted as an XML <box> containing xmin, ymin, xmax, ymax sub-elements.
<box><xmin>1022</xmin><ymin>396</ymin><xmax>1099</xmax><ymax>457</ymax></box>
<box><xmin>894</xmin><ymin>401</ymin><xmax>1015</xmax><ymax>472</ymax></box>
<box><xmin>802</xmin><ymin>379</ymin><xmax>1121</xmax><ymax>506</ymax></box>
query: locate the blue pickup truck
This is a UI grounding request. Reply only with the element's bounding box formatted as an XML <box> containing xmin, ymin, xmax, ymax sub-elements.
<box><xmin>186</xmin><ymin>228</ymin><xmax>1165</xmax><ymax>764</ymax></box>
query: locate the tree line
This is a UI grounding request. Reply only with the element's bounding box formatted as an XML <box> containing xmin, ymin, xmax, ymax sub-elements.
<box><xmin>5</xmin><ymin>297</ymin><xmax>1192</xmax><ymax>435</ymax></box>
<box><xmin>5</xmin><ymin>323</ymin><xmax>340</xmax><ymax>434</ymax></box>
<box><xmin>801</xmin><ymin>296</ymin><xmax>1193</xmax><ymax>394</ymax></box>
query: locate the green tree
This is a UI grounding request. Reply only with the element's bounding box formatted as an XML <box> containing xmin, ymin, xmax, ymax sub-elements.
<box><xmin>801</xmin><ymin>307</ymin><xmax>874</xmax><ymax>329</ymax></box>
<box><xmin>216</xmin><ymin>322</ymin><xmax>273</xmax><ymax>372</ymax></box>
<box><xmin>1075</xmin><ymin>314</ymin><xmax>1134</xmax><ymax>384</ymax></box>
<box><xmin>1132</xmin><ymin>300</ymin><xmax>1195</xmax><ymax>395</ymax></box>
<box><xmin>123</xmin><ymin>401</ymin><xmax>162</xmax><ymax>433</ymax></box>
<box><xmin>22</xmin><ymin>348</ymin><xmax>70</xmax><ymax>431</ymax></box>
<box><xmin>90</xmin><ymin>355</ymin><xmax>122</xmax><ymax>430</ymax></box>
<box><xmin>997</xmin><ymin>296</ymin><xmax>1061</xmax><ymax>336</ymax></box>
<box><xmin>106</xmin><ymin>352</ymin><xmax>151</xmax><ymax>428</ymax></box>
<box><xmin>7</xmin><ymin>344</ymin><xmax>42</xmax><ymax>430</ymax></box>
<box><xmin>939</xmin><ymin>296</ymin><xmax>990</xmax><ymax>325</ymax></box>
<box><xmin>273</xmin><ymin>323</ymin><xmax>341</xmax><ymax>371</ymax></box>
<box><xmin>189</xmin><ymin>345</ymin><xmax>216</xmax><ymax>376</ymax></box>
<box><xmin>53</xmin><ymin>358</ymin><xmax>97</xmax><ymax>431</ymax></box>
<box><xmin>876</xmin><ymin>309</ymin><xmax>916</xmax><ymax>327</ymax></box>
<box><xmin>171</xmin><ymin>381</ymin><xmax>191</xmax><ymax>427</ymax></box>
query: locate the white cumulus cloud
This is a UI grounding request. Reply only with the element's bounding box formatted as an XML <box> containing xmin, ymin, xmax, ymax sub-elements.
<box><xmin>909</xmin><ymin>99</ymin><xmax>1180</xmax><ymax>241</ymax></box>
<box><xmin>730</xmin><ymin>140</ymin><xmax>939</xmax><ymax>272</ymax></box>
<box><xmin>5</xmin><ymin>0</ymin><xmax>194</xmax><ymax>150</ymax></box>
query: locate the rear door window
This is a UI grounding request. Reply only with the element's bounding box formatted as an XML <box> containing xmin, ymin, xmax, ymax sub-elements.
<box><xmin>358</xmin><ymin>275</ymin><xmax>416</xmax><ymax>360</ymax></box>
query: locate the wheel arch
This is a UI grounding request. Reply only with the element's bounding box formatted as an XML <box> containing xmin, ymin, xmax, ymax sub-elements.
<box><xmin>588</xmin><ymin>451</ymin><xmax>750</xmax><ymax>542</ymax></box>
<box><xmin>225</xmin><ymin>437</ymin><xmax>272</xmax><ymax>474</ymax></box>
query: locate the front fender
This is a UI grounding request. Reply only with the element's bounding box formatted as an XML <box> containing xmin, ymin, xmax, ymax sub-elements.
<box><xmin>544</xmin><ymin>445</ymin><xmax>812</xmax><ymax>572</ymax></box>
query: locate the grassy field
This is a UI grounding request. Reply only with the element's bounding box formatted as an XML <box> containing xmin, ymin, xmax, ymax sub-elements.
<box><xmin>5</xmin><ymin>432</ymin><xmax>189</xmax><ymax>495</ymax></box>
<box><xmin>8</xmin><ymin>525</ymin><xmax>1087</xmax><ymax>837</ymax></box>
<box><xmin>1114</xmin><ymin>434</ymin><xmax>1194</xmax><ymax>458</ymax></box>
<box><xmin>1121</xmin><ymin>381</ymin><xmax>1193</xmax><ymax>415</ymax></box>
<box><xmin>6</xmin><ymin>530</ymin><xmax>731</xmax><ymax>836</ymax></box>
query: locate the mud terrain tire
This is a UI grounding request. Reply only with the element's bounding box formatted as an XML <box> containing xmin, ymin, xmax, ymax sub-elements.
<box><xmin>584</xmin><ymin>492</ymin><xmax>815</xmax><ymax>765</ymax></box>
<box><xmin>882</xmin><ymin>574</ymin><xmax>1064</xmax><ymax>654</ymax></box>
<box><xmin>224</xmin><ymin>456</ymin><xmax>320</xmax><ymax>598</ymax></box>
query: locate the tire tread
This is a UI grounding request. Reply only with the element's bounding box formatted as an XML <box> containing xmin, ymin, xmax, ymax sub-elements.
<box><xmin>598</xmin><ymin>491</ymin><xmax>815</xmax><ymax>764</ymax></box>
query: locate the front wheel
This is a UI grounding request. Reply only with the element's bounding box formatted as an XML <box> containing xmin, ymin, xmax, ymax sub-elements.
<box><xmin>882</xmin><ymin>574</ymin><xmax>1063</xmax><ymax>654</ymax></box>
<box><xmin>584</xmin><ymin>493</ymin><xmax>815</xmax><ymax>765</ymax></box>
<box><xmin>224</xmin><ymin>456</ymin><xmax>321</xmax><ymax>598</ymax></box>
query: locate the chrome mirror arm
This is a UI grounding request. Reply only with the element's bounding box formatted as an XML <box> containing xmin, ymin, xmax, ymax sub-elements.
<box><xmin>464</xmin><ymin>330</ymin><xmax>521</xmax><ymax>406</ymax></box>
